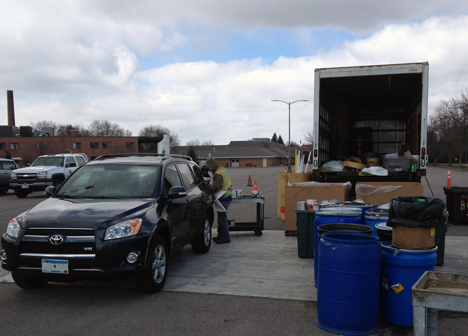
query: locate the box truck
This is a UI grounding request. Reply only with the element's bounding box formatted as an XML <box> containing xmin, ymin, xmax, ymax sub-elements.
<box><xmin>312</xmin><ymin>62</ymin><xmax>429</xmax><ymax>183</ymax></box>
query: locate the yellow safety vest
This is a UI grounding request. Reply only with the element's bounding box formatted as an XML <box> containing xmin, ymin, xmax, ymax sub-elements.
<box><xmin>215</xmin><ymin>166</ymin><xmax>233</xmax><ymax>199</ymax></box>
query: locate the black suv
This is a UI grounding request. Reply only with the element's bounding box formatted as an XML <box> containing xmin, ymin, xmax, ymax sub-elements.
<box><xmin>1</xmin><ymin>154</ymin><xmax>214</xmax><ymax>293</ymax></box>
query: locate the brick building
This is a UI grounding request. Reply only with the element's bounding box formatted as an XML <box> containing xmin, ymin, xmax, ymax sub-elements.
<box><xmin>0</xmin><ymin>134</ymin><xmax>165</xmax><ymax>165</ymax></box>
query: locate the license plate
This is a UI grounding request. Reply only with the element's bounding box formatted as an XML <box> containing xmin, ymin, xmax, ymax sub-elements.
<box><xmin>22</xmin><ymin>184</ymin><xmax>29</xmax><ymax>189</ymax></box>
<box><xmin>42</xmin><ymin>259</ymin><xmax>69</xmax><ymax>274</ymax></box>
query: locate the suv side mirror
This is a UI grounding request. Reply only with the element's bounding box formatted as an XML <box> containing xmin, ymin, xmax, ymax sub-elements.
<box><xmin>167</xmin><ymin>186</ymin><xmax>187</xmax><ymax>199</ymax></box>
<box><xmin>45</xmin><ymin>186</ymin><xmax>55</xmax><ymax>196</ymax></box>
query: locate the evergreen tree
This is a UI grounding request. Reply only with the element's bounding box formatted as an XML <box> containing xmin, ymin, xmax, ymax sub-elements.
<box><xmin>277</xmin><ymin>135</ymin><xmax>284</xmax><ymax>145</ymax></box>
<box><xmin>186</xmin><ymin>145</ymin><xmax>199</xmax><ymax>162</ymax></box>
<box><xmin>271</xmin><ymin>132</ymin><xmax>278</xmax><ymax>143</ymax></box>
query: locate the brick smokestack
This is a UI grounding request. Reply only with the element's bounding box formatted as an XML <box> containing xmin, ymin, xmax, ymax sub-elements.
<box><xmin>7</xmin><ymin>90</ymin><xmax>15</xmax><ymax>126</ymax></box>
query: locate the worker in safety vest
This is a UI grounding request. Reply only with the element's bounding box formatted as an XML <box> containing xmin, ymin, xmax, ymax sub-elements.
<box><xmin>204</xmin><ymin>157</ymin><xmax>233</xmax><ymax>244</ymax></box>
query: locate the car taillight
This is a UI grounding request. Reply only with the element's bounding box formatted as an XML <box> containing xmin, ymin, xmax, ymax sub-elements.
<box><xmin>422</xmin><ymin>147</ymin><xmax>426</xmax><ymax>156</ymax></box>
<box><xmin>314</xmin><ymin>149</ymin><xmax>318</xmax><ymax>157</ymax></box>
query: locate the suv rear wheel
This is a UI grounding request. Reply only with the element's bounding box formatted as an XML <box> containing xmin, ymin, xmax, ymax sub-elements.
<box><xmin>14</xmin><ymin>189</ymin><xmax>29</xmax><ymax>198</ymax></box>
<box><xmin>191</xmin><ymin>214</ymin><xmax>213</xmax><ymax>254</ymax></box>
<box><xmin>137</xmin><ymin>235</ymin><xmax>168</xmax><ymax>293</ymax></box>
<box><xmin>12</xmin><ymin>273</ymin><xmax>48</xmax><ymax>289</ymax></box>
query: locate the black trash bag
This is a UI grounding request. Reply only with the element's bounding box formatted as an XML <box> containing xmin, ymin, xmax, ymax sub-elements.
<box><xmin>388</xmin><ymin>196</ymin><xmax>447</xmax><ymax>228</ymax></box>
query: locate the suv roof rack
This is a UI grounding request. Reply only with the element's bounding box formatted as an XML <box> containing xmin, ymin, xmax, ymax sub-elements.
<box><xmin>94</xmin><ymin>153</ymin><xmax>194</xmax><ymax>162</ymax></box>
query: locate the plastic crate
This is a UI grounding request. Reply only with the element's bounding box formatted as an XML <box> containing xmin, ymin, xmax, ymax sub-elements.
<box><xmin>384</xmin><ymin>157</ymin><xmax>412</xmax><ymax>171</ymax></box>
<box><xmin>444</xmin><ymin>187</ymin><xmax>468</xmax><ymax>224</ymax></box>
<box><xmin>295</xmin><ymin>210</ymin><xmax>316</xmax><ymax>258</ymax></box>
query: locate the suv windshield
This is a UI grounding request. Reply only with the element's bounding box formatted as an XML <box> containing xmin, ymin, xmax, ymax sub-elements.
<box><xmin>31</xmin><ymin>157</ymin><xmax>66</xmax><ymax>167</ymax></box>
<box><xmin>56</xmin><ymin>164</ymin><xmax>159</xmax><ymax>198</ymax></box>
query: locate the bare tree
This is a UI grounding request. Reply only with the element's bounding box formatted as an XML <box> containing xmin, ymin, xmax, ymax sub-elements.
<box><xmin>87</xmin><ymin>119</ymin><xmax>132</xmax><ymax>137</ymax></box>
<box><xmin>30</xmin><ymin>120</ymin><xmax>58</xmax><ymax>134</ymax></box>
<box><xmin>303</xmin><ymin>130</ymin><xmax>314</xmax><ymax>145</ymax></box>
<box><xmin>187</xmin><ymin>139</ymin><xmax>201</xmax><ymax>146</ymax></box>
<box><xmin>186</xmin><ymin>139</ymin><xmax>214</xmax><ymax>146</ymax></box>
<box><xmin>139</xmin><ymin>124</ymin><xmax>180</xmax><ymax>150</ymax></box>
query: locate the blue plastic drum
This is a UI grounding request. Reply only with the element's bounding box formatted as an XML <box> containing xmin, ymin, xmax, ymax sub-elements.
<box><xmin>314</xmin><ymin>209</ymin><xmax>363</xmax><ymax>286</ymax></box>
<box><xmin>335</xmin><ymin>201</ymin><xmax>373</xmax><ymax>216</ymax></box>
<box><xmin>380</xmin><ymin>242</ymin><xmax>438</xmax><ymax>327</ymax></box>
<box><xmin>317</xmin><ymin>232</ymin><xmax>381</xmax><ymax>335</ymax></box>
<box><xmin>364</xmin><ymin>209</ymin><xmax>389</xmax><ymax>235</ymax></box>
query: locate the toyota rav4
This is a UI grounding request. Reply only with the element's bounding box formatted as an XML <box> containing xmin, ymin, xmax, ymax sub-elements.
<box><xmin>1</xmin><ymin>154</ymin><xmax>214</xmax><ymax>293</ymax></box>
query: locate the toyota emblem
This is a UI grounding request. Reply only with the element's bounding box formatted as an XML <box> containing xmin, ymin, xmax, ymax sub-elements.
<box><xmin>49</xmin><ymin>234</ymin><xmax>64</xmax><ymax>245</ymax></box>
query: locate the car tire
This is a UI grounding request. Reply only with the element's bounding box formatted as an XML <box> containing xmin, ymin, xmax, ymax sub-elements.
<box><xmin>0</xmin><ymin>188</ymin><xmax>8</xmax><ymax>194</ymax></box>
<box><xmin>137</xmin><ymin>235</ymin><xmax>168</xmax><ymax>293</ymax></box>
<box><xmin>14</xmin><ymin>189</ymin><xmax>29</xmax><ymax>198</ymax></box>
<box><xmin>191</xmin><ymin>214</ymin><xmax>213</xmax><ymax>254</ymax></box>
<box><xmin>11</xmin><ymin>273</ymin><xmax>48</xmax><ymax>289</ymax></box>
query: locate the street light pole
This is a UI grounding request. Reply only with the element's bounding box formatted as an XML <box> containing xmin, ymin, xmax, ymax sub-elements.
<box><xmin>271</xmin><ymin>99</ymin><xmax>309</xmax><ymax>172</ymax></box>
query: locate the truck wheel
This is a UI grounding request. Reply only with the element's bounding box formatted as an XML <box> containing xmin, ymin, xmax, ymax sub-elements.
<box><xmin>0</xmin><ymin>188</ymin><xmax>8</xmax><ymax>194</ymax></box>
<box><xmin>137</xmin><ymin>235</ymin><xmax>168</xmax><ymax>293</ymax></box>
<box><xmin>191</xmin><ymin>214</ymin><xmax>213</xmax><ymax>254</ymax></box>
<box><xmin>11</xmin><ymin>273</ymin><xmax>48</xmax><ymax>289</ymax></box>
<box><xmin>15</xmin><ymin>189</ymin><xmax>29</xmax><ymax>198</ymax></box>
<box><xmin>53</xmin><ymin>178</ymin><xmax>64</xmax><ymax>187</ymax></box>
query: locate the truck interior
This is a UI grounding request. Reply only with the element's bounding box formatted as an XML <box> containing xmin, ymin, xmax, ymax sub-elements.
<box><xmin>318</xmin><ymin>72</ymin><xmax>423</xmax><ymax>182</ymax></box>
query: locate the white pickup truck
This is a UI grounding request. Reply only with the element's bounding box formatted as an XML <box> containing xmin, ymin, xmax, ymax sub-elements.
<box><xmin>10</xmin><ymin>153</ymin><xmax>88</xmax><ymax>198</ymax></box>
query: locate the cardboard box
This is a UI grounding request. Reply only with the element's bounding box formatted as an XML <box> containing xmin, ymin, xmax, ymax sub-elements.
<box><xmin>284</xmin><ymin>182</ymin><xmax>351</xmax><ymax>233</ymax></box>
<box><xmin>355</xmin><ymin>182</ymin><xmax>424</xmax><ymax>206</ymax></box>
<box><xmin>278</xmin><ymin>172</ymin><xmax>313</xmax><ymax>217</ymax></box>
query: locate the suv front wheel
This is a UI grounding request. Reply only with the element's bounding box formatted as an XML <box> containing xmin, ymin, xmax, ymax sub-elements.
<box><xmin>137</xmin><ymin>235</ymin><xmax>168</xmax><ymax>293</ymax></box>
<box><xmin>14</xmin><ymin>189</ymin><xmax>29</xmax><ymax>198</ymax></box>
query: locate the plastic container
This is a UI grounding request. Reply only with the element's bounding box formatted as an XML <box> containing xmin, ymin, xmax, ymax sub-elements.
<box><xmin>384</xmin><ymin>157</ymin><xmax>412</xmax><ymax>171</ymax></box>
<box><xmin>295</xmin><ymin>210</ymin><xmax>316</xmax><ymax>258</ymax></box>
<box><xmin>376</xmin><ymin>222</ymin><xmax>392</xmax><ymax>242</ymax></box>
<box><xmin>380</xmin><ymin>242</ymin><xmax>438</xmax><ymax>327</ymax></box>
<box><xmin>317</xmin><ymin>232</ymin><xmax>381</xmax><ymax>335</ymax></box>
<box><xmin>335</xmin><ymin>201</ymin><xmax>373</xmax><ymax>216</ymax></box>
<box><xmin>314</xmin><ymin>210</ymin><xmax>363</xmax><ymax>287</ymax></box>
<box><xmin>364</xmin><ymin>209</ymin><xmax>389</xmax><ymax>235</ymax></box>
<box><xmin>444</xmin><ymin>186</ymin><xmax>468</xmax><ymax>224</ymax></box>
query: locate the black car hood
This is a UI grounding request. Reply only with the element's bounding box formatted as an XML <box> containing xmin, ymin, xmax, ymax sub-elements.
<box><xmin>23</xmin><ymin>197</ymin><xmax>155</xmax><ymax>230</ymax></box>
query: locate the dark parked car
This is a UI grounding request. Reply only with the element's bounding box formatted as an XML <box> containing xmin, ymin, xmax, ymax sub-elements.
<box><xmin>0</xmin><ymin>158</ymin><xmax>18</xmax><ymax>194</ymax></box>
<box><xmin>1</xmin><ymin>154</ymin><xmax>214</xmax><ymax>293</ymax></box>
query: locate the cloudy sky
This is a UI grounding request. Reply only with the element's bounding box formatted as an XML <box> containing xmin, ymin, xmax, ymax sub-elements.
<box><xmin>1</xmin><ymin>0</ymin><xmax>468</xmax><ymax>145</ymax></box>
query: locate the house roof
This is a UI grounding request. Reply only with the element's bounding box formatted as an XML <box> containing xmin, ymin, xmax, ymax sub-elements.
<box><xmin>174</xmin><ymin>140</ymin><xmax>288</xmax><ymax>159</ymax></box>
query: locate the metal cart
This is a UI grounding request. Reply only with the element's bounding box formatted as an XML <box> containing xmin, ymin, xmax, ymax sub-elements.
<box><xmin>229</xmin><ymin>196</ymin><xmax>264</xmax><ymax>236</ymax></box>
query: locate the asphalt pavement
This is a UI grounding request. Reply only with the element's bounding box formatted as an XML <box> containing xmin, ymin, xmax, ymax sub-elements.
<box><xmin>0</xmin><ymin>166</ymin><xmax>467</xmax><ymax>335</ymax></box>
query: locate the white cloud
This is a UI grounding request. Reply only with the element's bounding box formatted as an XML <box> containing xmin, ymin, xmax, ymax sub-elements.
<box><xmin>2</xmin><ymin>1</ymin><xmax>468</xmax><ymax>146</ymax></box>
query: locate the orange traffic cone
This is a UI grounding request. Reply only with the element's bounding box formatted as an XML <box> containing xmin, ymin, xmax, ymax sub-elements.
<box><xmin>447</xmin><ymin>167</ymin><xmax>451</xmax><ymax>188</ymax></box>
<box><xmin>284</xmin><ymin>167</ymin><xmax>287</xmax><ymax>172</ymax></box>
<box><xmin>253</xmin><ymin>179</ymin><xmax>258</xmax><ymax>191</ymax></box>
<box><xmin>247</xmin><ymin>175</ymin><xmax>252</xmax><ymax>186</ymax></box>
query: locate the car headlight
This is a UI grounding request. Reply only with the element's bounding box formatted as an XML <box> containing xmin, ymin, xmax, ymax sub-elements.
<box><xmin>105</xmin><ymin>219</ymin><xmax>142</xmax><ymax>240</ymax></box>
<box><xmin>6</xmin><ymin>219</ymin><xmax>20</xmax><ymax>239</ymax></box>
<box><xmin>37</xmin><ymin>171</ymin><xmax>47</xmax><ymax>179</ymax></box>
<box><xmin>10</xmin><ymin>172</ymin><xmax>16</xmax><ymax>180</ymax></box>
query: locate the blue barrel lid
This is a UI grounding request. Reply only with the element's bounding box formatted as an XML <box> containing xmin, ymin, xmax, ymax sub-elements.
<box><xmin>317</xmin><ymin>208</ymin><xmax>363</xmax><ymax>216</ymax></box>
<box><xmin>365</xmin><ymin>209</ymin><xmax>389</xmax><ymax>219</ymax></box>
<box><xmin>375</xmin><ymin>222</ymin><xmax>392</xmax><ymax>231</ymax></box>
<box><xmin>335</xmin><ymin>201</ymin><xmax>373</xmax><ymax>209</ymax></box>
<box><xmin>377</xmin><ymin>203</ymin><xmax>390</xmax><ymax>210</ymax></box>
